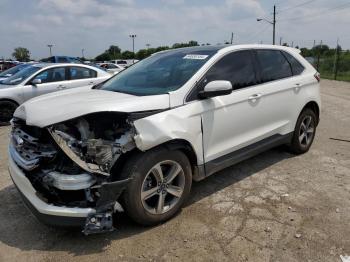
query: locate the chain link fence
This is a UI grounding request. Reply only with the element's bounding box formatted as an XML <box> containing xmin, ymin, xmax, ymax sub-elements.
<box><xmin>306</xmin><ymin>51</ymin><xmax>350</xmax><ymax>82</ymax></box>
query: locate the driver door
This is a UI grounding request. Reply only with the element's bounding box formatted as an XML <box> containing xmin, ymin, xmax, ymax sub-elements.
<box><xmin>23</xmin><ymin>67</ymin><xmax>68</xmax><ymax>102</ymax></box>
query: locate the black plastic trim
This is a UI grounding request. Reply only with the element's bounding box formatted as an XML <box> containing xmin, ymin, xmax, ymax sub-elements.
<box><xmin>204</xmin><ymin>133</ymin><xmax>293</xmax><ymax>177</ymax></box>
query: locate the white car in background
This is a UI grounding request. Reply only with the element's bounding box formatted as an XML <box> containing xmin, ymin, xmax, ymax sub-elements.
<box><xmin>98</xmin><ymin>63</ymin><xmax>125</xmax><ymax>74</ymax></box>
<box><xmin>0</xmin><ymin>63</ymin><xmax>110</xmax><ymax>122</ymax></box>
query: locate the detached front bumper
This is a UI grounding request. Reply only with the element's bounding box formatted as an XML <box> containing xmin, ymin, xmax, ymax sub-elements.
<box><xmin>8</xmin><ymin>148</ymin><xmax>95</xmax><ymax>227</ymax></box>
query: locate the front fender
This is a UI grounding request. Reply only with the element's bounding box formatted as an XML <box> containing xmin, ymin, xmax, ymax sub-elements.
<box><xmin>133</xmin><ymin>103</ymin><xmax>204</xmax><ymax>165</ymax></box>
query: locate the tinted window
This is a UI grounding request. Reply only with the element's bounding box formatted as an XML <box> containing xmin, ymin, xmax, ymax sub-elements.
<box><xmin>69</xmin><ymin>67</ymin><xmax>97</xmax><ymax>79</ymax></box>
<box><xmin>282</xmin><ymin>51</ymin><xmax>305</xmax><ymax>75</ymax></box>
<box><xmin>205</xmin><ymin>50</ymin><xmax>257</xmax><ymax>90</ymax></box>
<box><xmin>33</xmin><ymin>67</ymin><xmax>66</xmax><ymax>83</ymax></box>
<box><xmin>256</xmin><ymin>50</ymin><xmax>292</xmax><ymax>82</ymax></box>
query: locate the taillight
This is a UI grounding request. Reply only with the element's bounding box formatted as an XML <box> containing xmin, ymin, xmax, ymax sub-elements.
<box><xmin>314</xmin><ymin>72</ymin><xmax>320</xmax><ymax>82</ymax></box>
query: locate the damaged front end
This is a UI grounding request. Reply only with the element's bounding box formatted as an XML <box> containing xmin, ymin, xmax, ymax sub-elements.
<box><xmin>10</xmin><ymin>112</ymin><xmax>137</xmax><ymax>234</ymax></box>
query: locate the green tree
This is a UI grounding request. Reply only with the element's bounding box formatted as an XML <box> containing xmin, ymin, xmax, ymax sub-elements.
<box><xmin>95</xmin><ymin>45</ymin><xmax>121</xmax><ymax>61</ymax></box>
<box><xmin>121</xmin><ymin>50</ymin><xmax>135</xmax><ymax>59</ymax></box>
<box><xmin>12</xmin><ymin>47</ymin><xmax>30</xmax><ymax>61</ymax></box>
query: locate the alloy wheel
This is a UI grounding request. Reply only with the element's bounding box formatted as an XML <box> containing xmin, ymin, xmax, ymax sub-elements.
<box><xmin>298</xmin><ymin>115</ymin><xmax>315</xmax><ymax>147</ymax></box>
<box><xmin>141</xmin><ymin>160</ymin><xmax>185</xmax><ymax>215</ymax></box>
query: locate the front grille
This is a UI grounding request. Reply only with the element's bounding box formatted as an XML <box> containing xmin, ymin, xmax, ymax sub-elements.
<box><xmin>10</xmin><ymin>121</ymin><xmax>57</xmax><ymax>171</ymax></box>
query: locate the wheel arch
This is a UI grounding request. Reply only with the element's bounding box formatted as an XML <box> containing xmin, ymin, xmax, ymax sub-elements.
<box><xmin>0</xmin><ymin>98</ymin><xmax>20</xmax><ymax>106</ymax></box>
<box><xmin>110</xmin><ymin>138</ymin><xmax>200</xmax><ymax>181</ymax></box>
<box><xmin>300</xmin><ymin>101</ymin><xmax>320</xmax><ymax>125</ymax></box>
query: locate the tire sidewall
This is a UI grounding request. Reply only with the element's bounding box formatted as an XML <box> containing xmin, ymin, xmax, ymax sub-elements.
<box><xmin>292</xmin><ymin>108</ymin><xmax>317</xmax><ymax>153</ymax></box>
<box><xmin>123</xmin><ymin>148</ymin><xmax>192</xmax><ymax>225</ymax></box>
<box><xmin>0</xmin><ymin>101</ymin><xmax>18</xmax><ymax>123</ymax></box>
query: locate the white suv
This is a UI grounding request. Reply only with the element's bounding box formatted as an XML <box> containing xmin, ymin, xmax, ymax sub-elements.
<box><xmin>8</xmin><ymin>45</ymin><xmax>320</xmax><ymax>234</ymax></box>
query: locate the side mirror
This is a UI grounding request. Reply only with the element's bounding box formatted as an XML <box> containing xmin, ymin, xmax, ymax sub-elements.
<box><xmin>199</xmin><ymin>80</ymin><xmax>233</xmax><ymax>99</ymax></box>
<box><xmin>31</xmin><ymin>78</ymin><xmax>41</xmax><ymax>85</ymax></box>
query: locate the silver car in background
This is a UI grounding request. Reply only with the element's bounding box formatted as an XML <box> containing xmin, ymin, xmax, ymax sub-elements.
<box><xmin>0</xmin><ymin>63</ymin><xmax>110</xmax><ymax>123</ymax></box>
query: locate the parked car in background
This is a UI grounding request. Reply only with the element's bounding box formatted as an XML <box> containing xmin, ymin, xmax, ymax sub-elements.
<box><xmin>0</xmin><ymin>63</ymin><xmax>32</xmax><ymax>81</ymax></box>
<box><xmin>98</xmin><ymin>63</ymin><xmax>124</xmax><ymax>74</ymax></box>
<box><xmin>7</xmin><ymin>45</ymin><xmax>320</xmax><ymax>234</ymax></box>
<box><xmin>0</xmin><ymin>61</ymin><xmax>19</xmax><ymax>71</ymax></box>
<box><xmin>40</xmin><ymin>56</ymin><xmax>82</xmax><ymax>64</ymax></box>
<box><xmin>0</xmin><ymin>63</ymin><xmax>110</xmax><ymax>122</ymax></box>
<box><xmin>111</xmin><ymin>59</ymin><xmax>139</xmax><ymax>68</ymax></box>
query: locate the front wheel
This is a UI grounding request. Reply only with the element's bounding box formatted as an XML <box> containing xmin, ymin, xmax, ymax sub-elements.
<box><xmin>288</xmin><ymin>108</ymin><xmax>317</xmax><ymax>154</ymax></box>
<box><xmin>0</xmin><ymin>101</ymin><xmax>18</xmax><ymax>124</ymax></box>
<box><xmin>120</xmin><ymin>148</ymin><xmax>192</xmax><ymax>226</ymax></box>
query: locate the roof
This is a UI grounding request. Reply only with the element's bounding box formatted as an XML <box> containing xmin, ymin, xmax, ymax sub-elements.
<box><xmin>154</xmin><ymin>44</ymin><xmax>301</xmax><ymax>56</ymax></box>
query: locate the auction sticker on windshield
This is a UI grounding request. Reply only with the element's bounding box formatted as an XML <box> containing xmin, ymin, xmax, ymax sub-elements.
<box><xmin>183</xmin><ymin>54</ymin><xmax>209</xmax><ymax>60</ymax></box>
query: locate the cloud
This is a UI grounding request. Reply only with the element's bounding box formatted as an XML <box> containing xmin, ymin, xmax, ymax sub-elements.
<box><xmin>0</xmin><ymin>0</ymin><xmax>349</xmax><ymax>59</ymax></box>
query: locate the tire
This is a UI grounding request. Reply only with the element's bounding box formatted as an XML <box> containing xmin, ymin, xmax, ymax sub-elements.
<box><xmin>288</xmin><ymin>108</ymin><xmax>317</xmax><ymax>154</ymax></box>
<box><xmin>0</xmin><ymin>100</ymin><xmax>18</xmax><ymax>124</ymax></box>
<box><xmin>120</xmin><ymin>148</ymin><xmax>192</xmax><ymax>226</ymax></box>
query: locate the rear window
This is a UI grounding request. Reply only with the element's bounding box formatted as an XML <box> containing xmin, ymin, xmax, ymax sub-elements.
<box><xmin>69</xmin><ymin>67</ymin><xmax>97</xmax><ymax>79</ymax></box>
<box><xmin>256</xmin><ymin>50</ymin><xmax>292</xmax><ymax>82</ymax></box>
<box><xmin>282</xmin><ymin>51</ymin><xmax>305</xmax><ymax>75</ymax></box>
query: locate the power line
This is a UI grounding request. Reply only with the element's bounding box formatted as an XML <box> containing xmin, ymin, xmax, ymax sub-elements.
<box><xmin>278</xmin><ymin>0</ymin><xmax>317</xmax><ymax>13</ymax></box>
<box><xmin>246</xmin><ymin>23</ymin><xmax>271</xmax><ymax>43</ymax></box>
<box><xmin>279</xmin><ymin>2</ymin><xmax>350</xmax><ymax>22</ymax></box>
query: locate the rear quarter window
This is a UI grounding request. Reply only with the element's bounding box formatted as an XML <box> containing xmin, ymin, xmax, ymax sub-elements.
<box><xmin>282</xmin><ymin>51</ymin><xmax>305</xmax><ymax>75</ymax></box>
<box><xmin>256</xmin><ymin>49</ymin><xmax>292</xmax><ymax>83</ymax></box>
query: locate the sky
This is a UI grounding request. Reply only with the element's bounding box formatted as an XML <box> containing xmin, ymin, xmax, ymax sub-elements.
<box><xmin>0</xmin><ymin>0</ymin><xmax>349</xmax><ymax>59</ymax></box>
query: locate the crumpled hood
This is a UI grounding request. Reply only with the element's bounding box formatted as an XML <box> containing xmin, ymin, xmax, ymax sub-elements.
<box><xmin>14</xmin><ymin>86</ymin><xmax>170</xmax><ymax>127</ymax></box>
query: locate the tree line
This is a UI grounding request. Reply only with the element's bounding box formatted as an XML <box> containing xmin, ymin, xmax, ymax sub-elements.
<box><xmin>94</xmin><ymin>40</ymin><xmax>202</xmax><ymax>61</ymax></box>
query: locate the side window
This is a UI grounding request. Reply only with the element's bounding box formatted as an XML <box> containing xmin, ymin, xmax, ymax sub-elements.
<box><xmin>282</xmin><ymin>51</ymin><xmax>305</xmax><ymax>75</ymax></box>
<box><xmin>32</xmin><ymin>67</ymin><xmax>66</xmax><ymax>84</ymax></box>
<box><xmin>204</xmin><ymin>50</ymin><xmax>257</xmax><ymax>90</ymax></box>
<box><xmin>69</xmin><ymin>67</ymin><xmax>97</xmax><ymax>80</ymax></box>
<box><xmin>186</xmin><ymin>50</ymin><xmax>257</xmax><ymax>101</ymax></box>
<box><xmin>255</xmin><ymin>50</ymin><xmax>292</xmax><ymax>82</ymax></box>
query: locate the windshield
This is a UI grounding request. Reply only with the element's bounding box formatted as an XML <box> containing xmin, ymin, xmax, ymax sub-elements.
<box><xmin>100</xmin><ymin>49</ymin><xmax>216</xmax><ymax>96</ymax></box>
<box><xmin>1</xmin><ymin>66</ymin><xmax>41</xmax><ymax>85</ymax></box>
<box><xmin>0</xmin><ymin>64</ymin><xmax>29</xmax><ymax>77</ymax></box>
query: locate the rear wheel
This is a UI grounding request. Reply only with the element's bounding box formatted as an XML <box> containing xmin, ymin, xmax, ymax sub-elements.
<box><xmin>0</xmin><ymin>101</ymin><xmax>18</xmax><ymax>124</ymax></box>
<box><xmin>288</xmin><ymin>108</ymin><xmax>317</xmax><ymax>154</ymax></box>
<box><xmin>120</xmin><ymin>148</ymin><xmax>192</xmax><ymax>225</ymax></box>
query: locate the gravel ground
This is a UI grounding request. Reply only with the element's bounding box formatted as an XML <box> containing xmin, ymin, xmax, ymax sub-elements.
<box><xmin>0</xmin><ymin>79</ymin><xmax>349</xmax><ymax>262</ymax></box>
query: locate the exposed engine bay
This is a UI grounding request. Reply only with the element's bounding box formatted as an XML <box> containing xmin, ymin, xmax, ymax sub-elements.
<box><xmin>10</xmin><ymin>112</ymin><xmax>141</xmax><ymax>234</ymax></box>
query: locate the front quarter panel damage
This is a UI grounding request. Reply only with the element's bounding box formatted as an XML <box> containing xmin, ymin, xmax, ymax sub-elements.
<box><xmin>133</xmin><ymin>103</ymin><xmax>204</xmax><ymax>165</ymax></box>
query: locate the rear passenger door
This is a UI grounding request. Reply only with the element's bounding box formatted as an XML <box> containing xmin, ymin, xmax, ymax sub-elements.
<box><xmin>66</xmin><ymin>66</ymin><xmax>98</xmax><ymax>88</ymax></box>
<box><xmin>253</xmin><ymin>49</ymin><xmax>301</xmax><ymax>137</ymax></box>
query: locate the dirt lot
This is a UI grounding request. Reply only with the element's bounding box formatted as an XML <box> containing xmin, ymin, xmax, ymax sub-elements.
<box><xmin>0</xmin><ymin>79</ymin><xmax>349</xmax><ymax>262</ymax></box>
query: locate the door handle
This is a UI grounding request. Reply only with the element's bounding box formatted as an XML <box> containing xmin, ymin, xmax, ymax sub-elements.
<box><xmin>294</xmin><ymin>83</ymin><xmax>302</xmax><ymax>92</ymax></box>
<box><xmin>57</xmin><ymin>85</ymin><xmax>66</xmax><ymax>89</ymax></box>
<box><xmin>248</xmin><ymin>94</ymin><xmax>262</xmax><ymax>101</ymax></box>
<box><xmin>88</xmin><ymin>81</ymin><xmax>94</xmax><ymax>85</ymax></box>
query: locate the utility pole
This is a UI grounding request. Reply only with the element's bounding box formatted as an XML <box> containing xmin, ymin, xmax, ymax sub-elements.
<box><xmin>230</xmin><ymin>32</ymin><xmax>234</xmax><ymax>44</ymax></box>
<box><xmin>291</xmin><ymin>41</ymin><xmax>294</xmax><ymax>47</ymax></box>
<box><xmin>129</xmin><ymin>34</ymin><xmax>136</xmax><ymax>63</ymax></box>
<box><xmin>81</xmin><ymin>48</ymin><xmax>85</xmax><ymax>59</ymax></box>
<box><xmin>47</xmin><ymin>44</ymin><xmax>53</xmax><ymax>56</ymax></box>
<box><xmin>257</xmin><ymin>5</ymin><xmax>276</xmax><ymax>45</ymax></box>
<box><xmin>273</xmin><ymin>5</ymin><xmax>276</xmax><ymax>45</ymax></box>
<box><xmin>333</xmin><ymin>38</ymin><xmax>340</xmax><ymax>80</ymax></box>
<box><xmin>316</xmin><ymin>40</ymin><xmax>322</xmax><ymax>71</ymax></box>
<box><xmin>279</xmin><ymin>37</ymin><xmax>282</xmax><ymax>45</ymax></box>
